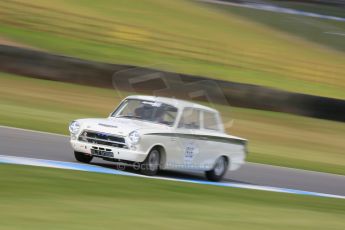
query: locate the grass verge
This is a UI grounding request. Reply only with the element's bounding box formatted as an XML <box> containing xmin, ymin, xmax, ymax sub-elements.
<box><xmin>0</xmin><ymin>0</ymin><xmax>344</xmax><ymax>98</ymax></box>
<box><xmin>1</xmin><ymin>73</ymin><xmax>344</xmax><ymax>175</ymax></box>
<box><xmin>0</xmin><ymin>164</ymin><xmax>344</xmax><ymax>230</ymax></box>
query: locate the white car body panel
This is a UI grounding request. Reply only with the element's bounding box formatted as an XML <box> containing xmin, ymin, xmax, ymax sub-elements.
<box><xmin>69</xmin><ymin>95</ymin><xmax>247</xmax><ymax>172</ymax></box>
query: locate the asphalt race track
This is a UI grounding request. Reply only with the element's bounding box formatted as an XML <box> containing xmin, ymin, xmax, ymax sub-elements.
<box><xmin>1</xmin><ymin>126</ymin><xmax>345</xmax><ymax>196</ymax></box>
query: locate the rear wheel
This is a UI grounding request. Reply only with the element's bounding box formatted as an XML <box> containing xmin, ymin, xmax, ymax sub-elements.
<box><xmin>74</xmin><ymin>151</ymin><xmax>93</xmax><ymax>163</ymax></box>
<box><xmin>205</xmin><ymin>156</ymin><xmax>228</xmax><ymax>182</ymax></box>
<box><xmin>140</xmin><ymin>149</ymin><xmax>160</xmax><ymax>176</ymax></box>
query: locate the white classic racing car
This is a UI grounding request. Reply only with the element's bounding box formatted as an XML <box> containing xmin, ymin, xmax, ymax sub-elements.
<box><xmin>69</xmin><ymin>95</ymin><xmax>247</xmax><ymax>181</ymax></box>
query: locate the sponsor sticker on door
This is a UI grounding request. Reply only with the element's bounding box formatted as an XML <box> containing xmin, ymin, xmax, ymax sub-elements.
<box><xmin>184</xmin><ymin>142</ymin><xmax>199</xmax><ymax>163</ymax></box>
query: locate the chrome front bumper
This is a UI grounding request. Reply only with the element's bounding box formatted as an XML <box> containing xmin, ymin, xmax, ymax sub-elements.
<box><xmin>70</xmin><ymin>140</ymin><xmax>147</xmax><ymax>162</ymax></box>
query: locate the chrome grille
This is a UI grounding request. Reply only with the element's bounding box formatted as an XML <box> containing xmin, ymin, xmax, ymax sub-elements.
<box><xmin>78</xmin><ymin>130</ymin><xmax>127</xmax><ymax>148</ymax></box>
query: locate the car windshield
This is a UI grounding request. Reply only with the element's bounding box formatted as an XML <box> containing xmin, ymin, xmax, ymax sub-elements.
<box><xmin>112</xmin><ymin>99</ymin><xmax>178</xmax><ymax>126</ymax></box>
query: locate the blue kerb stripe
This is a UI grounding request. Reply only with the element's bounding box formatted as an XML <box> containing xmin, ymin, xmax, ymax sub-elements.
<box><xmin>0</xmin><ymin>155</ymin><xmax>344</xmax><ymax>199</ymax></box>
<box><xmin>0</xmin><ymin>155</ymin><xmax>133</xmax><ymax>176</ymax></box>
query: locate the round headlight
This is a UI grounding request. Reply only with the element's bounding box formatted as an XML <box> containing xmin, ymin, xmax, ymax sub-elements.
<box><xmin>129</xmin><ymin>131</ymin><xmax>141</xmax><ymax>144</ymax></box>
<box><xmin>69</xmin><ymin>121</ymin><xmax>80</xmax><ymax>134</ymax></box>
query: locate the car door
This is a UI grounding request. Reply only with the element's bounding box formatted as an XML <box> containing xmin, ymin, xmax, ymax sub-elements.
<box><xmin>196</xmin><ymin>110</ymin><xmax>224</xmax><ymax>169</ymax></box>
<box><xmin>174</xmin><ymin>107</ymin><xmax>203</xmax><ymax>171</ymax></box>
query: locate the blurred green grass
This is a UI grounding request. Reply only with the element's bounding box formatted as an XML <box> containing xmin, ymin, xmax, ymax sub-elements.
<box><xmin>0</xmin><ymin>164</ymin><xmax>344</xmax><ymax>230</ymax></box>
<box><xmin>1</xmin><ymin>73</ymin><xmax>344</xmax><ymax>175</ymax></box>
<box><xmin>0</xmin><ymin>0</ymin><xmax>344</xmax><ymax>99</ymax></box>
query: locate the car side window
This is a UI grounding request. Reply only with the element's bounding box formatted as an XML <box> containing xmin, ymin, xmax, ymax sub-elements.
<box><xmin>203</xmin><ymin>111</ymin><xmax>220</xmax><ymax>131</ymax></box>
<box><xmin>178</xmin><ymin>108</ymin><xmax>200</xmax><ymax>129</ymax></box>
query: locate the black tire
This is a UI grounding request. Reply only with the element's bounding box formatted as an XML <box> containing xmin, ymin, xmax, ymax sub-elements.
<box><xmin>74</xmin><ymin>151</ymin><xmax>93</xmax><ymax>163</ymax></box>
<box><xmin>205</xmin><ymin>156</ymin><xmax>228</xmax><ymax>182</ymax></box>
<box><xmin>140</xmin><ymin>149</ymin><xmax>160</xmax><ymax>176</ymax></box>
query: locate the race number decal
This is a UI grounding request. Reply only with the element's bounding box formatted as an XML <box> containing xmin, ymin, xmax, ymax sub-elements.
<box><xmin>184</xmin><ymin>142</ymin><xmax>199</xmax><ymax>163</ymax></box>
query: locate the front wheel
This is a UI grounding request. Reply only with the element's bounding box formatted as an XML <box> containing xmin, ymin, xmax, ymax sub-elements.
<box><xmin>140</xmin><ymin>149</ymin><xmax>160</xmax><ymax>176</ymax></box>
<box><xmin>74</xmin><ymin>151</ymin><xmax>93</xmax><ymax>163</ymax></box>
<box><xmin>205</xmin><ymin>156</ymin><xmax>228</xmax><ymax>182</ymax></box>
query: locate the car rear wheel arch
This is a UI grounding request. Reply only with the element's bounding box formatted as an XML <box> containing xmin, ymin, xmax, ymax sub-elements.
<box><xmin>205</xmin><ymin>155</ymin><xmax>229</xmax><ymax>181</ymax></box>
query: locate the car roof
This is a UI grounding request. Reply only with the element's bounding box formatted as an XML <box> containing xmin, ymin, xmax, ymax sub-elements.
<box><xmin>125</xmin><ymin>95</ymin><xmax>218</xmax><ymax>113</ymax></box>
